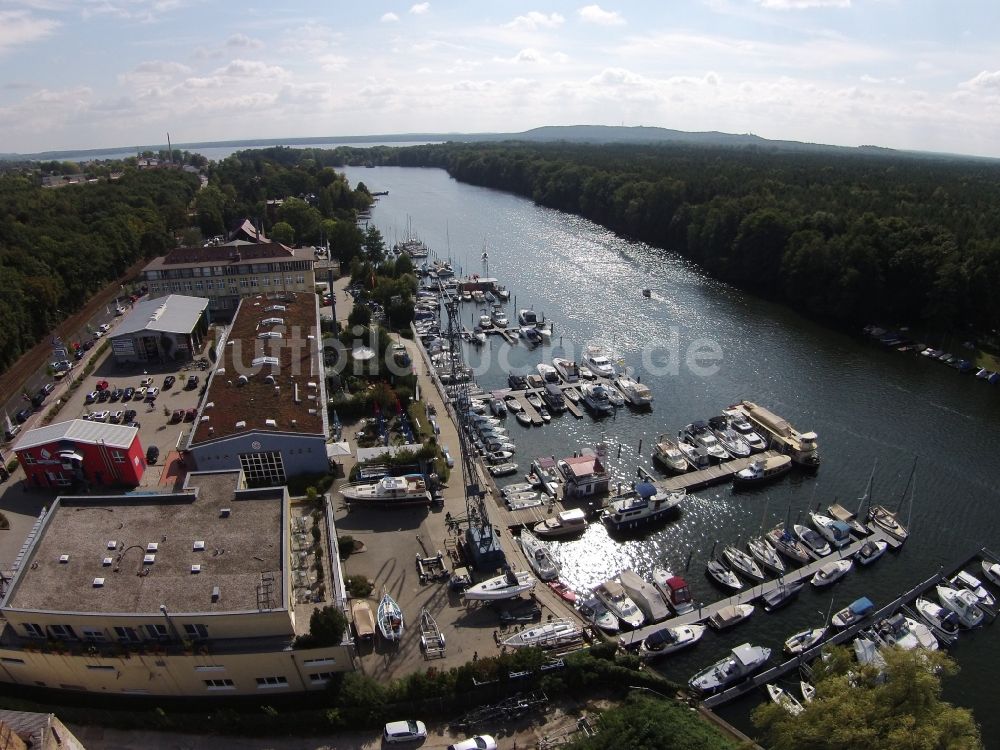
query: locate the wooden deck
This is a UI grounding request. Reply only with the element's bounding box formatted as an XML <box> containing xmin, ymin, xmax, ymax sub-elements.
<box><xmin>653</xmin><ymin>450</ymin><xmax>785</xmax><ymax>492</ymax></box>
<box><xmin>509</xmin><ymin>391</ymin><xmax>545</xmax><ymax>426</ymax></box>
<box><xmin>701</xmin><ymin>546</ymin><xmax>998</xmax><ymax>708</ymax></box>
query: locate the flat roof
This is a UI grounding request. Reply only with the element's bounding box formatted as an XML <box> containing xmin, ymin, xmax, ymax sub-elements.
<box><xmin>15</xmin><ymin>419</ymin><xmax>138</xmax><ymax>451</ymax></box>
<box><xmin>142</xmin><ymin>242</ymin><xmax>314</xmax><ymax>272</ymax></box>
<box><xmin>3</xmin><ymin>471</ymin><xmax>284</xmax><ymax>615</ymax></box>
<box><xmin>190</xmin><ymin>291</ymin><xmax>325</xmax><ymax>445</ymax></box>
<box><xmin>111</xmin><ymin>295</ymin><xmax>209</xmax><ymax>338</ymax></box>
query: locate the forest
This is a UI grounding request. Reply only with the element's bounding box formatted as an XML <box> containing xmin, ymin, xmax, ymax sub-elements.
<box><xmin>0</xmin><ymin>169</ymin><xmax>198</xmax><ymax>371</ymax></box>
<box><xmin>330</xmin><ymin>141</ymin><xmax>1000</xmax><ymax>337</ymax></box>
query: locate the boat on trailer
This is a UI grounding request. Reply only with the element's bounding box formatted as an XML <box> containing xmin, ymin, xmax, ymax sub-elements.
<box><xmin>463</xmin><ymin>570</ymin><xmax>536</xmax><ymax>601</ymax></box>
<box><xmin>377</xmin><ymin>589</ymin><xmax>404</xmax><ymax>641</ymax></box>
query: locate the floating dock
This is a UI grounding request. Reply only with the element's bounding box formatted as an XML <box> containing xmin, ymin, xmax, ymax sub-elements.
<box><xmin>654</xmin><ymin>450</ymin><xmax>785</xmax><ymax>493</ymax></box>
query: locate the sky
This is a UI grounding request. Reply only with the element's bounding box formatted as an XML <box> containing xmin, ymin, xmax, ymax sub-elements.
<box><xmin>2</xmin><ymin>1</ymin><xmax>1000</xmax><ymax>157</ymax></box>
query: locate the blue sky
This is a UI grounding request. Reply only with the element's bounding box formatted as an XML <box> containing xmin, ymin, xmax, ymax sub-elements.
<box><xmin>2</xmin><ymin>1</ymin><xmax>999</xmax><ymax>156</ymax></box>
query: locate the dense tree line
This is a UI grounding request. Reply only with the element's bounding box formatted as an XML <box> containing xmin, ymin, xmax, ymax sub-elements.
<box><xmin>349</xmin><ymin>141</ymin><xmax>1000</xmax><ymax>335</ymax></box>
<box><xmin>0</xmin><ymin>169</ymin><xmax>198</xmax><ymax>371</ymax></box>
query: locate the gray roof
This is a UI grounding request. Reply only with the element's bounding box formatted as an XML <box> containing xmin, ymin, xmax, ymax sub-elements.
<box><xmin>111</xmin><ymin>294</ymin><xmax>208</xmax><ymax>337</ymax></box>
<box><xmin>16</xmin><ymin>419</ymin><xmax>138</xmax><ymax>451</ymax></box>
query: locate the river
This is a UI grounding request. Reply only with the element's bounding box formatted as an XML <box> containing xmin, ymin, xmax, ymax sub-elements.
<box><xmin>341</xmin><ymin>164</ymin><xmax>1000</xmax><ymax>744</ymax></box>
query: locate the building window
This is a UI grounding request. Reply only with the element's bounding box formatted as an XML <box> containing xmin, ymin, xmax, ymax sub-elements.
<box><xmin>1</xmin><ymin>657</ymin><xmax>25</xmax><ymax>665</ymax></box>
<box><xmin>203</xmin><ymin>679</ymin><xmax>235</xmax><ymax>690</ymax></box>
<box><xmin>86</xmin><ymin>664</ymin><xmax>115</xmax><ymax>671</ymax></box>
<box><xmin>21</xmin><ymin>453</ymin><xmax>35</xmax><ymax>465</ymax></box>
<box><xmin>184</xmin><ymin>282</ymin><xmax>193</xmax><ymax>292</ymax></box>
<box><xmin>144</xmin><ymin>623</ymin><xmax>169</xmax><ymax>640</ymax></box>
<box><xmin>272</xmin><ymin>277</ymin><xmax>280</xmax><ymax>287</ymax></box>
<box><xmin>195</xmin><ymin>281</ymin><xmax>203</xmax><ymax>291</ymax></box>
<box><xmin>255</xmin><ymin>676</ymin><xmax>288</xmax><ymax>688</ymax></box>
<box><xmin>194</xmin><ymin>665</ymin><xmax>225</xmax><ymax>672</ymax></box>
<box><xmin>23</xmin><ymin>623</ymin><xmax>44</xmax><ymax>638</ymax></box>
<box><xmin>302</xmin><ymin>657</ymin><xmax>336</xmax><ymax>666</ymax></box>
<box><xmin>81</xmin><ymin>628</ymin><xmax>107</xmax><ymax>642</ymax></box>
<box><xmin>296</xmin><ymin>275</ymin><xmax>305</xmax><ymax>285</ymax></box>
<box><xmin>50</xmin><ymin>624</ymin><xmax>77</xmax><ymax>640</ymax></box>
<box><xmin>309</xmin><ymin>672</ymin><xmax>336</xmax><ymax>684</ymax></box>
<box><xmin>239</xmin><ymin>451</ymin><xmax>285</xmax><ymax>488</ymax></box>
<box><xmin>240</xmin><ymin>278</ymin><xmax>250</xmax><ymax>288</ymax></box>
<box><xmin>285</xmin><ymin>276</ymin><xmax>293</xmax><ymax>287</ymax></box>
<box><xmin>114</xmin><ymin>626</ymin><xmax>139</xmax><ymax>643</ymax></box>
<box><xmin>250</xmin><ymin>276</ymin><xmax>258</xmax><ymax>287</ymax></box>
<box><xmin>112</xmin><ymin>452</ymin><xmax>125</xmax><ymax>464</ymax></box>
<box><xmin>184</xmin><ymin>624</ymin><xmax>209</xmax><ymax>639</ymax></box>
<box><xmin>262</xmin><ymin>276</ymin><xmax>270</xmax><ymax>287</ymax></box>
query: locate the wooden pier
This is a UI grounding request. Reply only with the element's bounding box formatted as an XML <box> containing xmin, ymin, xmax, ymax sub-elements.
<box><xmin>562</xmin><ymin>391</ymin><xmax>583</xmax><ymax>419</ymax></box>
<box><xmin>509</xmin><ymin>392</ymin><xmax>545</xmax><ymax>426</ymax></box>
<box><xmin>648</xmin><ymin>450</ymin><xmax>785</xmax><ymax>493</ymax></box>
<box><xmin>700</xmin><ymin>545</ymin><xmax>998</xmax><ymax>708</ymax></box>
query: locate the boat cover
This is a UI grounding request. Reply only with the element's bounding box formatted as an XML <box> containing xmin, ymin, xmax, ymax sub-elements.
<box><xmin>849</xmin><ymin>597</ymin><xmax>875</xmax><ymax>615</ymax></box>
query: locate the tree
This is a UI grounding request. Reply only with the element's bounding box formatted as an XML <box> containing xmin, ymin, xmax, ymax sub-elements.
<box><xmin>301</xmin><ymin>606</ymin><xmax>348</xmax><ymax>647</ymax></box>
<box><xmin>752</xmin><ymin>646</ymin><xmax>981</xmax><ymax>750</ymax></box>
<box><xmin>270</xmin><ymin>221</ymin><xmax>295</xmax><ymax>246</ymax></box>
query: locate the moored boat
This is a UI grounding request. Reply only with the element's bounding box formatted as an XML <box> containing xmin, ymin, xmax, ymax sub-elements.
<box><xmin>489</xmin><ymin>463</ymin><xmax>519</xmax><ymax>477</ymax></box>
<box><xmin>519</xmin><ymin>528</ymin><xmax>559</xmax><ymax>581</ymax></box>
<box><xmin>811</xmin><ymin>559</ymin><xmax>852</xmax><ymax>587</ymax></box>
<box><xmin>580</xmin><ymin>383</ymin><xmax>615</xmax><ymax>415</ymax></box>
<box><xmin>981</xmin><ymin>560</ymin><xmax>1000</xmax><ymax>587</ymax></box>
<box><xmin>723</xmin><ymin>545</ymin><xmax>766</xmax><ymax>580</ymax></box>
<box><xmin>936</xmin><ymin>584</ymin><xmax>985</xmax><ymax>628</ymax></box>
<box><xmin>351</xmin><ymin>599</ymin><xmax>376</xmax><ymax>641</ymax></box>
<box><xmin>578</xmin><ymin>595</ymin><xmax>619</xmax><ymax>633</ymax></box>
<box><xmin>760</xmin><ymin>580</ymin><xmax>805</xmax><ymax>612</ymax></box>
<box><xmin>707</xmin><ymin>603</ymin><xmax>755</xmax><ymax>630</ymax></box>
<box><xmin>613</xmin><ymin>375</ymin><xmax>654</xmax><ymax>408</ymax></box>
<box><xmin>536</xmin><ymin>363</ymin><xmax>560</xmax><ymax>384</ymax></box>
<box><xmin>706</xmin><ymin>559</ymin><xmax>743</xmax><ymax>591</ymax></box>
<box><xmin>652</xmin><ymin>434</ymin><xmax>689</xmax><ymax>473</ymax></box>
<box><xmin>340</xmin><ymin>474</ymin><xmax>432</xmax><ymax>507</ymax></box>
<box><xmin>533</xmin><ymin>508</ymin><xmax>588</xmax><ymax>538</ymax></box>
<box><xmin>827</xmin><ymin>502</ymin><xmax>867</xmax><ymax>537</ymax></box>
<box><xmin>784</xmin><ymin>626</ymin><xmax>827</xmax><ymax>655</ymax></box>
<box><xmin>949</xmin><ymin>570</ymin><xmax>996</xmax><ymax>608</ymax></box>
<box><xmin>809</xmin><ymin>512</ymin><xmax>853</xmax><ymax>549</ymax></box>
<box><xmin>793</xmin><ymin>524</ymin><xmax>831</xmax><ymax>557</ymax></box>
<box><xmin>800</xmin><ymin>681</ymin><xmax>816</xmax><ymax>703</ymax></box>
<box><xmin>652</xmin><ymin>569</ymin><xmax>695</xmax><ymax>615</ymax></box>
<box><xmin>502</xmin><ymin>619</ymin><xmax>583</xmax><ymax>649</ymax></box>
<box><xmin>463</xmin><ymin>570</ymin><xmax>536</xmax><ymax>600</ymax></box>
<box><xmin>874</xmin><ymin>613</ymin><xmax>938</xmax><ymax>651</ymax></box>
<box><xmin>855</xmin><ymin>539</ymin><xmax>888</xmax><ymax>566</ymax></box>
<box><xmin>868</xmin><ymin>504</ymin><xmax>908</xmax><ymax>543</ymax></box>
<box><xmin>915</xmin><ymin>597</ymin><xmax>961</xmax><ymax>637</ymax></box>
<box><xmin>767</xmin><ymin>684</ymin><xmax>804</xmax><ymax>716</ymax></box>
<box><xmin>582</xmin><ymin>346</ymin><xmax>616</xmax><ymax>378</ymax></box>
<box><xmin>547</xmin><ymin>580</ymin><xmax>577</xmax><ymax>603</ymax></box>
<box><xmin>747</xmin><ymin>537</ymin><xmax>786</xmax><ymax>574</ymax></box>
<box><xmin>681</xmin><ymin>421</ymin><xmax>730</xmax><ymax>463</ymax></box>
<box><xmin>377</xmin><ymin>590</ymin><xmax>404</xmax><ymax>641</ymax></box>
<box><xmin>767</xmin><ymin>525</ymin><xmax>812</xmax><ymax>564</ymax></box>
<box><xmin>636</xmin><ymin>624</ymin><xmax>706</xmax><ymax>660</ymax></box>
<box><xmin>722</xmin><ymin>408</ymin><xmax>768</xmax><ymax>452</ymax></box>
<box><xmin>733</xmin><ymin>454</ymin><xmax>793</xmax><ymax>486</ymax></box>
<box><xmin>594</xmin><ymin>579</ymin><xmax>646</xmax><ymax>629</ymax></box>
<box><xmin>708</xmin><ymin>415</ymin><xmax>751</xmax><ymax>458</ymax></box>
<box><xmin>601</xmin><ymin>483</ymin><xmax>686</xmax><ymax>532</ymax></box>
<box><xmin>688</xmin><ymin>643</ymin><xmax>771</xmax><ymax>695</ymax></box>
<box><xmin>618</xmin><ymin>569</ymin><xmax>671</xmax><ymax>624</ymax></box>
<box><xmin>831</xmin><ymin>596</ymin><xmax>875</xmax><ymax>628</ymax></box>
<box><xmin>552</xmin><ymin>357</ymin><xmax>580</xmax><ymax>382</ymax></box>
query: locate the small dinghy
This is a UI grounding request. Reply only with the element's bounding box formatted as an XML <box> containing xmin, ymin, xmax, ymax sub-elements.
<box><xmin>800</xmin><ymin>681</ymin><xmax>816</xmax><ymax>703</ymax></box>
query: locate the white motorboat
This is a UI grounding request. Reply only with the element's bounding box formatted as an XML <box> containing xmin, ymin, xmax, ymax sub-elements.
<box><xmin>936</xmin><ymin>584</ymin><xmax>985</xmax><ymax>628</ymax></box>
<box><xmin>733</xmin><ymin>455</ymin><xmax>793</xmax><ymax>486</ymax></box>
<box><xmin>491</xmin><ymin>306</ymin><xmax>508</xmax><ymax>328</ymax></box>
<box><xmin>723</xmin><ymin>546</ymin><xmax>765</xmax><ymax>580</ymax></box>
<box><xmin>552</xmin><ymin>357</ymin><xmax>580</xmax><ymax>382</ymax></box>
<box><xmin>517</xmin><ymin>308</ymin><xmax>539</xmax><ymax>326</ymax></box>
<box><xmin>652</xmin><ymin>435</ymin><xmax>689</xmax><ymax>473</ymax></box>
<box><xmin>501</xmin><ymin>482</ymin><xmax>534</xmax><ymax>497</ymax></box>
<box><xmin>982</xmin><ymin>560</ymin><xmax>1000</xmax><ymax>587</ymax></box>
<box><xmin>676</xmin><ymin>436</ymin><xmax>710</xmax><ymax>469</ymax></box>
<box><xmin>537</xmin><ymin>406</ymin><xmax>552</xmax><ymax>423</ymax></box>
<box><xmin>722</xmin><ymin>408</ymin><xmax>768</xmax><ymax>452</ymax></box>
<box><xmin>582</xmin><ymin>347</ymin><xmax>616</xmax><ymax>378</ymax></box>
<box><xmin>767</xmin><ymin>525</ymin><xmax>812</xmax><ymax>564</ymax></box>
<box><xmin>708</xmin><ymin>416</ymin><xmax>751</xmax><ymax>458</ymax></box>
<box><xmin>490</xmin><ymin>463</ymin><xmax>520</xmax><ymax>477</ymax></box>
<box><xmin>478</xmin><ymin>313</ymin><xmax>493</xmax><ymax>329</ymax></box>
<box><xmin>809</xmin><ymin>512</ymin><xmax>853</xmax><ymax>549</ymax></box>
<box><xmin>519</xmin><ymin>325</ymin><xmax>543</xmax><ymax>345</ymax></box>
<box><xmin>874</xmin><ymin>613</ymin><xmax>938</xmax><ymax>651</ymax></box>
<box><xmin>800</xmin><ymin>681</ymin><xmax>816</xmax><ymax>703</ymax></box>
<box><xmin>578</xmin><ymin>595</ymin><xmax>619</xmax><ymax>633</ymax></box>
<box><xmin>784</xmin><ymin>626</ymin><xmax>827</xmax><ymax>655</ymax></box>
<box><xmin>525</xmin><ymin>392</ymin><xmax>544</xmax><ymax>410</ymax></box>
<box><xmin>618</xmin><ymin>569</ymin><xmax>671</xmax><ymax>624</ymax></box>
<box><xmin>747</xmin><ymin>537</ymin><xmax>786</xmax><ymax>574</ymax></box>
<box><xmin>519</xmin><ymin>528</ymin><xmax>559</xmax><ymax>581</ymax></box>
<box><xmin>706</xmin><ymin>559</ymin><xmax>743</xmax><ymax>591</ymax></box>
<box><xmin>853</xmin><ymin>634</ymin><xmax>887</xmax><ymax>673</ymax></box>
<box><xmin>377</xmin><ymin>590</ymin><xmax>404</xmax><ymax>641</ymax></box>
<box><xmin>915</xmin><ymin>597</ymin><xmax>961</xmax><ymax>637</ymax></box>
<box><xmin>463</xmin><ymin>570</ymin><xmax>536</xmax><ymax>601</ymax></box>
<box><xmin>340</xmin><ymin>474</ymin><xmax>431</xmax><ymax>506</ymax></box>
<box><xmin>515</xmin><ymin>411</ymin><xmax>532</xmax><ymax>426</ymax></box>
<box><xmin>594</xmin><ymin>580</ymin><xmax>646</xmax><ymax>629</ymax></box>
<box><xmin>681</xmin><ymin>422</ymin><xmax>730</xmax><ymax>463</ymax></box>
<box><xmin>578</xmin><ymin>365</ymin><xmax>595</xmax><ymax>380</ymax></box>
<box><xmin>949</xmin><ymin>570</ymin><xmax>996</xmax><ymax>608</ymax></box>
<box><xmin>707</xmin><ymin>603</ymin><xmax>755</xmax><ymax>630</ymax></box>
<box><xmin>563</xmin><ymin>387</ymin><xmax>580</xmax><ymax>404</ymax></box>
<box><xmin>601</xmin><ymin>483</ymin><xmax>686</xmax><ymax>532</ymax></box>
<box><xmin>688</xmin><ymin>643</ymin><xmax>771</xmax><ymax>695</ymax></box>
<box><xmin>651</xmin><ymin>569</ymin><xmax>695</xmax><ymax>615</ymax></box>
<box><xmin>490</xmin><ymin>398</ymin><xmax>507</xmax><ymax>417</ymax></box>
<box><xmin>505</xmin><ymin>491</ymin><xmax>540</xmax><ymax>509</ymax></box>
<box><xmin>502</xmin><ymin>619</ymin><xmax>582</xmax><ymax>649</ymax></box>
<box><xmin>767</xmin><ymin>684</ymin><xmax>804</xmax><ymax>716</ymax></box>
<box><xmin>536</xmin><ymin>363</ymin><xmax>560</xmax><ymax>384</ymax></box>
<box><xmin>831</xmin><ymin>597</ymin><xmax>875</xmax><ymax>628</ymax></box>
<box><xmin>855</xmin><ymin>539</ymin><xmax>888</xmax><ymax>566</ymax></box>
<box><xmin>487</xmin><ymin>450</ymin><xmax>514</xmax><ymax>463</ymax></box>
<box><xmin>471</xmin><ymin>290</ymin><xmax>486</xmax><ymax>303</ymax></box>
<box><xmin>579</xmin><ymin>383</ymin><xmax>614</xmax><ymax>415</ymax></box>
<box><xmin>494</xmin><ymin>285</ymin><xmax>510</xmax><ymax>300</ymax></box>
<box><xmin>811</xmin><ymin>559</ymin><xmax>852</xmax><ymax>587</ymax></box>
<box><xmin>533</xmin><ymin>508</ymin><xmax>588</xmax><ymax>538</ymax></box>
<box><xmin>613</xmin><ymin>375</ymin><xmax>653</xmax><ymax>407</ymax></box>
<box><xmin>503</xmin><ymin>394</ymin><xmax>523</xmax><ymax>412</ymax></box>
<box><xmin>472</xmin><ymin>327</ymin><xmax>487</xmax><ymax>345</ymax></box>
<box><xmin>793</xmin><ymin>524</ymin><xmax>831</xmax><ymax>557</ymax></box>
<box><xmin>603</xmin><ymin>385</ymin><xmax>625</xmax><ymax>408</ymax></box>
<box><xmin>636</xmin><ymin>624</ymin><xmax>706</xmax><ymax>661</ymax></box>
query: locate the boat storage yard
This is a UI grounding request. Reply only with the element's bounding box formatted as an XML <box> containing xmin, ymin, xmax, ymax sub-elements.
<box><xmin>334</xmin><ymin>254</ymin><xmax>999</xmax><ymax>719</ymax></box>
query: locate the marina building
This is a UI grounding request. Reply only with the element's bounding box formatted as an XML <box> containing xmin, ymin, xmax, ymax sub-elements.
<box><xmin>557</xmin><ymin>451</ymin><xmax>611</xmax><ymax>500</ymax></box>
<box><xmin>0</xmin><ymin>470</ymin><xmax>352</xmax><ymax>697</ymax></box>
<box><xmin>139</xmin><ymin>242</ymin><xmax>316</xmax><ymax>316</ymax></box>
<box><xmin>108</xmin><ymin>295</ymin><xmax>209</xmax><ymax>364</ymax></box>
<box><xmin>185</xmin><ymin>291</ymin><xmax>329</xmax><ymax>485</ymax></box>
<box><xmin>14</xmin><ymin>420</ymin><xmax>145</xmax><ymax>489</ymax></box>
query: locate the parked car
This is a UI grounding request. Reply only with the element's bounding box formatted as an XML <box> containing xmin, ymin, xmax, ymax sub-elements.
<box><xmin>146</xmin><ymin>446</ymin><xmax>160</xmax><ymax>464</ymax></box>
<box><xmin>91</xmin><ymin>411</ymin><xmax>109</xmax><ymax>422</ymax></box>
<box><xmin>123</xmin><ymin>409</ymin><xmax>137</xmax><ymax>423</ymax></box>
<box><xmin>81</xmin><ymin>339</ymin><xmax>94</xmax><ymax>351</ymax></box>
<box><xmin>134</xmin><ymin>387</ymin><xmax>147</xmax><ymax>400</ymax></box>
<box><xmin>126</xmin><ymin>421</ymin><xmax>141</xmax><ymax>429</ymax></box>
<box><xmin>4</xmin><ymin>423</ymin><xmax>22</xmax><ymax>441</ymax></box>
<box><xmin>122</xmin><ymin>387</ymin><xmax>135</xmax><ymax>401</ymax></box>
<box><xmin>85</xmin><ymin>391</ymin><xmax>99</xmax><ymax>404</ymax></box>
<box><xmin>186</xmin><ymin>374</ymin><xmax>199</xmax><ymax>389</ymax></box>
<box><xmin>109</xmin><ymin>411</ymin><xmax>124</xmax><ymax>424</ymax></box>
<box><xmin>383</xmin><ymin>720</ymin><xmax>427</xmax><ymax>744</ymax></box>
<box><xmin>114</xmin><ymin>306</ymin><xmax>126</xmax><ymax>316</ymax></box>
<box><xmin>145</xmin><ymin>387</ymin><xmax>160</xmax><ymax>401</ymax></box>
<box><xmin>109</xmin><ymin>388</ymin><xmax>123</xmax><ymax>401</ymax></box>
<box><xmin>15</xmin><ymin>407</ymin><xmax>32</xmax><ymax>424</ymax></box>
<box><xmin>140</xmin><ymin>377</ymin><xmax>153</xmax><ymax>388</ymax></box>
<box><xmin>448</xmin><ymin>736</ymin><xmax>497</xmax><ymax>750</ymax></box>
<box><xmin>96</xmin><ymin>389</ymin><xmax>111</xmax><ymax>403</ymax></box>
<box><xmin>38</xmin><ymin>383</ymin><xmax>54</xmax><ymax>398</ymax></box>
<box><xmin>170</xmin><ymin>409</ymin><xmax>184</xmax><ymax>424</ymax></box>
<box><xmin>163</xmin><ymin>375</ymin><xmax>176</xmax><ymax>390</ymax></box>
<box><xmin>184</xmin><ymin>408</ymin><xmax>198</xmax><ymax>422</ymax></box>
<box><xmin>95</xmin><ymin>380</ymin><xmax>109</xmax><ymax>391</ymax></box>
<box><xmin>441</xmin><ymin>445</ymin><xmax>454</xmax><ymax>468</ymax></box>
<box><xmin>98</xmin><ymin>323</ymin><xmax>111</xmax><ymax>333</ymax></box>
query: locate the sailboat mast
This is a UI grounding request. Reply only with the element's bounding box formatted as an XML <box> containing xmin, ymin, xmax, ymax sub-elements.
<box><xmin>897</xmin><ymin>458</ymin><xmax>917</xmax><ymax>514</ymax></box>
<box><xmin>857</xmin><ymin>457</ymin><xmax>878</xmax><ymax>515</ymax></box>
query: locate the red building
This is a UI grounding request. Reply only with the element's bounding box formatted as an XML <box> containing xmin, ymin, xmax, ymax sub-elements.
<box><xmin>15</xmin><ymin>420</ymin><xmax>145</xmax><ymax>489</ymax></box>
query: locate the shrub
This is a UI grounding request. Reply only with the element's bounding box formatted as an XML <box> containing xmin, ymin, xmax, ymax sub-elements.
<box><xmin>345</xmin><ymin>575</ymin><xmax>373</xmax><ymax>598</ymax></box>
<box><xmin>337</xmin><ymin>535</ymin><xmax>355</xmax><ymax>559</ymax></box>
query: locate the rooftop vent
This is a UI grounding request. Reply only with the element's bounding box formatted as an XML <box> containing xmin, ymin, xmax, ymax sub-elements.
<box><xmin>211</xmin><ymin>586</ymin><xmax>221</xmax><ymax>603</ymax></box>
<box><xmin>257</xmin><ymin>331</ymin><xmax>282</xmax><ymax>339</ymax></box>
<box><xmin>237</xmin><ymin>374</ymin><xmax>248</xmax><ymax>386</ymax></box>
<box><xmin>106</xmin><ymin>540</ymin><xmax>117</xmax><ymax>550</ymax></box>
<box><xmin>216</xmin><ymin>368</ymin><xmax>226</xmax><ymax>376</ymax></box>
<box><xmin>307</xmin><ymin>382</ymin><xmax>317</xmax><ymax>389</ymax></box>
<box><xmin>59</xmin><ymin>555</ymin><xmax>70</xmax><ymax>564</ymax></box>
<box><xmin>200</xmin><ymin>415</ymin><xmax>210</xmax><ymax>423</ymax></box>
<box><xmin>143</xmin><ymin>554</ymin><xmax>155</xmax><ymax>564</ymax></box>
<box><xmin>264</xmin><ymin>374</ymin><xmax>275</xmax><ymax>385</ymax></box>
<box><xmin>251</xmin><ymin>356</ymin><xmax>280</xmax><ymax>367</ymax></box>
<box><xmin>274</xmin><ymin>385</ymin><xmax>280</xmax><ymax>395</ymax></box>
<box><xmin>190</xmin><ymin>564</ymin><xmax>201</xmax><ymax>574</ymax></box>
<box><xmin>193</xmin><ymin>540</ymin><xmax>205</xmax><ymax>551</ymax></box>
<box><xmin>219</xmin><ymin>508</ymin><xmax>231</xmax><ymax>518</ymax></box>
<box><xmin>234</xmin><ymin>420</ymin><xmax>246</xmax><ymax>430</ymax></box>
<box><xmin>290</xmin><ymin>419</ymin><xmax>297</xmax><ymax>427</ymax></box>
<box><xmin>93</xmin><ymin>578</ymin><xmax>105</xmax><ymax>587</ymax></box>
<box><xmin>260</xmin><ymin>317</ymin><xmax>284</xmax><ymax>326</ymax></box>
<box><xmin>146</xmin><ymin>542</ymin><xmax>158</xmax><ymax>552</ymax></box>
<box><xmin>204</xmin><ymin>401</ymin><xmax>214</xmax><ymax>409</ymax></box>
<box><xmin>102</xmin><ymin>557</ymin><xmax>113</xmax><ymax>566</ymax></box>
<box><xmin>308</xmin><ymin>408</ymin><xmax>317</xmax><ymax>415</ymax></box>
<box><xmin>265</xmin><ymin>418</ymin><xmax>277</xmax><ymax>428</ymax></box>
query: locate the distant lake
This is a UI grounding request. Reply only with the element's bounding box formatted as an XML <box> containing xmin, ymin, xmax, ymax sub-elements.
<box><xmin>49</xmin><ymin>140</ymin><xmax>441</xmax><ymax>163</ymax></box>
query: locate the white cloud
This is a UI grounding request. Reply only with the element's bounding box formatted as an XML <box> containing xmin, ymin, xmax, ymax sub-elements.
<box><xmin>961</xmin><ymin>70</ymin><xmax>1000</xmax><ymax>91</ymax></box>
<box><xmin>410</xmin><ymin>3</ymin><xmax>430</xmax><ymax>15</ymax></box>
<box><xmin>860</xmin><ymin>74</ymin><xmax>905</xmax><ymax>85</ymax></box>
<box><xmin>213</xmin><ymin>59</ymin><xmax>287</xmax><ymax>79</ymax></box>
<box><xmin>0</xmin><ymin>10</ymin><xmax>59</xmax><ymax>54</ymax></box>
<box><xmin>317</xmin><ymin>54</ymin><xmax>348</xmax><ymax>72</ymax></box>
<box><xmin>504</xmin><ymin>11</ymin><xmax>565</xmax><ymax>31</ymax></box>
<box><xmin>381</xmin><ymin>12</ymin><xmax>399</xmax><ymax>22</ymax></box>
<box><xmin>497</xmin><ymin>48</ymin><xmax>569</xmax><ymax>65</ymax></box>
<box><xmin>226</xmin><ymin>33</ymin><xmax>263</xmax><ymax>49</ymax></box>
<box><xmin>756</xmin><ymin>0</ymin><xmax>850</xmax><ymax>8</ymax></box>
<box><xmin>119</xmin><ymin>59</ymin><xmax>192</xmax><ymax>86</ymax></box>
<box><xmin>578</xmin><ymin>4</ymin><xmax>625</xmax><ymax>26</ymax></box>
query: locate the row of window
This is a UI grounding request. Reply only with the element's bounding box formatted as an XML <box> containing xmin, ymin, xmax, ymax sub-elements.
<box><xmin>203</xmin><ymin>674</ymin><xmax>332</xmax><ymax>690</ymax></box>
<box><xmin>148</xmin><ymin>277</ymin><xmax>307</xmax><ymax>294</ymax></box>
<box><xmin>20</xmin><ymin>450</ymin><xmax>126</xmax><ymax>466</ymax></box>
<box><xmin>22</xmin><ymin>623</ymin><xmax>209</xmax><ymax>641</ymax></box>
<box><xmin>146</xmin><ymin>261</ymin><xmax>311</xmax><ymax>280</ymax></box>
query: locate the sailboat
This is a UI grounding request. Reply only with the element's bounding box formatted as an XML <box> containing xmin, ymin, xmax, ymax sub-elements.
<box><xmin>828</xmin><ymin>459</ymin><xmax>876</xmax><ymax>537</ymax></box>
<box><xmin>377</xmin><ymin>588</ymin><xmax>404</xmax><ymax>641</ymax></box>
<box><xmin>867</xmin><ymin>458</ymin><xmax>915</xmax><ymax>543</ymax></box>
